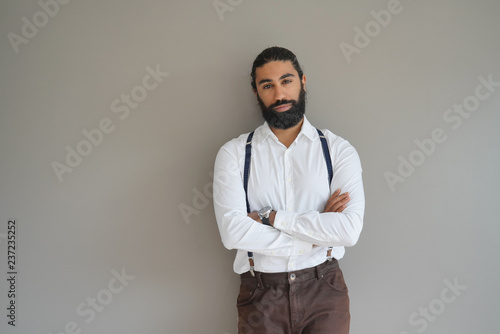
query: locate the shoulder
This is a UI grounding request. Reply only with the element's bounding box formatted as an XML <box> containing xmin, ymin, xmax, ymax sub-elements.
<box><xmin>217</xmin><ymin>122</ymin><xmax>267</xmax><ymax>155</ymax></box>
<box><xmin>303</xmin><ymin>117</ymin><xmax>354</xmax><ymax>150</ymax></box>
<box><xmin>317</xmin><ymin>128</ymin><xmax>362</xmax><ymax>168</ymax></box>
<box><xmin>316</xmin><ymin>128</ymin><xmax>354</xmax><ymax>150</ymax></box>
<box><xmin>215</xmin><ymin>128</ymin><xmax>259</xmax><ymax>167</ymax></box>
<box><xmin>218</xmin><ymin>132</ymin><xmax>251</xmax><ymax>155</ymax></box>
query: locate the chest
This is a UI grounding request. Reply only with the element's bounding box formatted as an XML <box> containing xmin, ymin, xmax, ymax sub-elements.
<box><xmin>246</xmin><ymin>143</ymin><xmax>331</xmax><ymax>211</ymax></box>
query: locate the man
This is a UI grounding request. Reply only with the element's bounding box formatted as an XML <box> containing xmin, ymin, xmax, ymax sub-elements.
<box><xmin>213</xmin><ymin>46</ymin><xmax>364</xmax><ymax>333</ymax></box>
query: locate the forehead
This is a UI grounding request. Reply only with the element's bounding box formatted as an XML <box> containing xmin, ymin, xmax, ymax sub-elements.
<box><xmin>255</xmin><ymin>60</ymin><xmax>298</xmax><ymax>81</ymax></box>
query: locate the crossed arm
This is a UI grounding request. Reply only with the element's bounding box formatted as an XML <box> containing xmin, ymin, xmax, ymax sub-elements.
<box><xmin>248</xmin><ymin>189</ymin><xmax>351</xmax><ymax>226</ymax></box>
<box><xmin>214</xmin><ymin>138</ymin><xmax>364</xmax><ymax>254</ymax></box>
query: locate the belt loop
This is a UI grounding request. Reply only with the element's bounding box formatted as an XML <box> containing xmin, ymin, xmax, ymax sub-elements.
<box><xmin>256</xmin><ymin>272</ymin><xmax>264</xmax><ymax>289</ymax></box>
<box><xmin>315</xmin><ymin>263</ymin><xmax>324</xmax><ymax>280</ymax></box>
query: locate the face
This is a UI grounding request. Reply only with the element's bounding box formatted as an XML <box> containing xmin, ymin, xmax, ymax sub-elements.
<box><xmin>254</xmin><ymin>61</ymin><xmax>307</xmax><ymax>129</ymax></box>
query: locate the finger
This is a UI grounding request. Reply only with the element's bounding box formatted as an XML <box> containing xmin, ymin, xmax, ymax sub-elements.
<box><xmin>336</xmin><ymin>204</ymin><xmax>346</xmax><ymax>213</ymax></box>
<box><xmin>329</xmin><ymin>194</ymin><xmax>350</xmax><ymax>212</ymax></box>
<box><xmin>332</xmin><ymin>194</ymin><xmax>350</xmax><ymax>210</ymax></box>
<box><xmin>324</xmin><ymin>190</ymin><xmax>342</xmax><ymax>211</ymax></box>
<box><xmin>331</xmin><ymin>195</ymin><xmax>350</xmax><ymax>212</ymax></box>
<box><xmin>247</xmin><ymin>212</ymin><xmax>261</xmax><ymax>222</ymax></box>
<box><xmin>325</xmin><ymin>192</ymin><xmax>349</xmax><ymax>212</ymax></box>
<box><xmin>324</xmin><ymin>194</ymin><xmax>344</xmax><ymax>212</ymax></box>
<box><xmin>329</xmin><ymin>189</ymin><xmax>341</xmax><ymax>201</ymax></box>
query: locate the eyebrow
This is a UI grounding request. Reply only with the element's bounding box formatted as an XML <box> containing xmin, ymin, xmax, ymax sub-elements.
<box><xmin>257</xmin><ymin>73</ymin><xmax>295</xmax><ymax>86</ymax></box>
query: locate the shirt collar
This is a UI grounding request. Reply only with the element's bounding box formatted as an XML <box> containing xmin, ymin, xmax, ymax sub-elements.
<box><xmin>254</xmin><ymin>116</ymin><xmax>318</xmax><ymax>144</ymax></box>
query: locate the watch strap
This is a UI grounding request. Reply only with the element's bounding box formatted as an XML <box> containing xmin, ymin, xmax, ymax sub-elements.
<box><xmin>261</xmin><ymin>216</ymin><xmax>271</xmax><ymax>226</ymax></box>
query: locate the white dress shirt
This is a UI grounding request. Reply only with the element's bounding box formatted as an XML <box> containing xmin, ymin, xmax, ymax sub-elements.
<box><xmin>213</xmin><ymin>116</ymin><xmax>364</xmax><ymax>274</ymax></box>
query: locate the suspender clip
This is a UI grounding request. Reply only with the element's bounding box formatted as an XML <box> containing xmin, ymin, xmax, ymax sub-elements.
<box><xmin>326</xmin><ymin>247</ymin><xmax>333</xmax><ymax>261</ymax></box>
<box><xmin>248</xmin><ymin>254</ymin><xmax>255</xmax><ymax>276</ymax></box>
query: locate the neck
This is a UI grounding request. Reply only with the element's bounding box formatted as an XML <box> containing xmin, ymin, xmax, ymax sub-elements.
<box><xmin>270</xmin><ymin>117</ymin><xmax>304</xmax><ymax>148</ymax></box>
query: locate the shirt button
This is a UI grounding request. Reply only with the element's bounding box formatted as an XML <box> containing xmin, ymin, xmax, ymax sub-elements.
<box><xmin>289</xmin><ymin>273</ymin><xmax>296</xmax><ymax>281</ymax></box>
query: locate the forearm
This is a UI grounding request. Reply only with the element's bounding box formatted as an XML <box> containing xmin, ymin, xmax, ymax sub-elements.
<box><xmin>216</xmin><ymin>209</ymin><xmax>312</xmax><ymax>256</ymax></box>
<box><xmin>273</xmin><ymin>175</ymin><xmax>365</xmax><ymax>247</ymax></box>
<box><xmin>274</xmin><ymin>209</ymin><xmax>363</xmax><ymax>247</ymax></box>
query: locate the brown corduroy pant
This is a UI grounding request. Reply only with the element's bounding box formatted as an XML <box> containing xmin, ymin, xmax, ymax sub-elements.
<box><xmin>237</xmin><ymin>259</ymin><xmax>350</xmax><ymax>334</ymax></box>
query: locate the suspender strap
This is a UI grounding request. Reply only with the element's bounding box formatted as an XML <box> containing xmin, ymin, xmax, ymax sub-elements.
<box><xmin>317</xmin><ymin>129</ymin><xmax>334</xmax><ymax>260</ymax></box>
<box><xmin>244</xmin><ymin>131</ymin><xmax>254</xmax><ymax>214</ymax></box>
<box><xmin>244</xmin><ymin>131</ymin><xmax>255</xmax><ymax>275</ymax></box>
<box><xmin>316</xmin><ymin>129</ymin><xmax>333</xmax><ymax>185</ymax></box>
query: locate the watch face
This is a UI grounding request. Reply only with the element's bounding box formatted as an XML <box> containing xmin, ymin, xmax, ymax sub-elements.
<box><xmin>259</xmin><ymin>206</ymin><xmax>272</xmax><ymax>217</ymax></box>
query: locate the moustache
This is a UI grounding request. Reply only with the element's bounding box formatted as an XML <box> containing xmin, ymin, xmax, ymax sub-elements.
<box><xmin>270</xmin><ymin>99</ymin><xmax>297</xmax><ymax>111</ymax></box>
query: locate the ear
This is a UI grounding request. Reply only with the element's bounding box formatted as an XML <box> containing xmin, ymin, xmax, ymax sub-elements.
<box><xmin>253</xmin><ymin>88</ymin><xmax>257</xmax><ymax>96</ymax></box>
<box><xmin>301</xmin><ymin>74</ymin><xmax>307</xmax><ymax>91</ymax></box>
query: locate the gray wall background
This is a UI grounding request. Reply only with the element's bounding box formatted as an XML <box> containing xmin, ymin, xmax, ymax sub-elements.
<box><xmin>1</xmin><ymin>0</ymin><xmax>499</xmax><ymax>333</ymax></box>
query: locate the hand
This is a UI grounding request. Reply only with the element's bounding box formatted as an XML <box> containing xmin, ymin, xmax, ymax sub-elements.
<box><xmin>323</xmin><ymin>189</ymin><xmax>350</xmax><ymax>213</ymax></box>
<box><xmin>247</xmin><ymin>211</ymin><xmax>261</xmax><ymax>223</ymax></box>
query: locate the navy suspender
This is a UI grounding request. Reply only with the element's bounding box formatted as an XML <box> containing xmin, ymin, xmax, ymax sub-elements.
<box><xmin>243</xmin><ymin>129</ymin><xmax>334</xmax><ymax>275</ymax></box>
<box><xmin>317</xmin><ymin>129</ymin><xmax>333</xmax><ymax>185</ymax></box>
<box><xmin>317</xmin><ymin>129</ymin><xmax>334</xmax><ymax>261</ymax></box>
<box><xmin>244</xmin><ymin>131</ymin><xmax>254</xmax><ymax>215</ymax></box>
<box><xmin>244</xmin><ymin>132</ymin><xmax>255</xmax><ymax>275</ymax></box>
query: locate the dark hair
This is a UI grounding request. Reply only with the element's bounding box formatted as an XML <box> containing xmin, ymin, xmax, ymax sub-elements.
<box><xmin>251</xmin><ymin>46</ymin><xmax>304</xmax><ymax>90</ymax></box>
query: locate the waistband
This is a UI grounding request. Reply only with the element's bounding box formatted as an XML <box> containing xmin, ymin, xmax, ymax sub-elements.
<box><xmin>240</xmin><ymin>259</ymin><xmax>339</xmax><ymax>285</ymax></box>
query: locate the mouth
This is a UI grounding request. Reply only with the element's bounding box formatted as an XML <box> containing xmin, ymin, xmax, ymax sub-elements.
<box><xmin>273</xmin><ymin>103</ymin><xmax>292</xmax><ymax>112</ymax></box>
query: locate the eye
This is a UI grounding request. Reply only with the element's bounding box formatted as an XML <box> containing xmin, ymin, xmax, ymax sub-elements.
<box><xmin>282</xmin><ymin>79</ymin><xmax>292</xmax><ymax>84</ymax></box>
<box><xmin>263</xmin><ymin>84</ymin><xmax>272</xmax><ymax>89</ymax></box>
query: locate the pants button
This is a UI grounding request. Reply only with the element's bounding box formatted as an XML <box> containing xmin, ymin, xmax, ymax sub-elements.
<box><xmin>289</xmin><ymin>273</ymin><xmax>296</xmax><ymax>281</ymax></box>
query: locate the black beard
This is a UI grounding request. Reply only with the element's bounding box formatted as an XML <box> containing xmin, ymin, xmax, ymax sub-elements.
<box><xmin>257</xmin><ymin>88</ymin><xmax>306</xmax><ymax>130</ymax></box>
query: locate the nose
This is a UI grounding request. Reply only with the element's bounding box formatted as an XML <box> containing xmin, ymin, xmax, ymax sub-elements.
<box><xmin>273</xmin><ymin>85</ymin><xmax>286</xmax><ymax>102</ymax></box>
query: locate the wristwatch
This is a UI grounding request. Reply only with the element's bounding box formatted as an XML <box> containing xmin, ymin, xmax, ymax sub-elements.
<box><xmin>258</xmin><ymin>206</ymin><xmax>273</xmax><ymax>227</ymax></box>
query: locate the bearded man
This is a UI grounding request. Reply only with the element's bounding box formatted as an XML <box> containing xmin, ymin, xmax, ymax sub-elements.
<box><xmin>213</xmin><ymin>46</ymin><xmax>365</xmax><ymax>333</ymax></box>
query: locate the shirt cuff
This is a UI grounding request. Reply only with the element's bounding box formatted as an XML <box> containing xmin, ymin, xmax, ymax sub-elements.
<box><xmin>274</xmin><ymin>210</ymin><xmax>313</xmax><ymax>255</ymax></box>
<box><xmin>274</xmin><ymin>210</ymin><xmax>297</xmax><ymax>233</ymax></box>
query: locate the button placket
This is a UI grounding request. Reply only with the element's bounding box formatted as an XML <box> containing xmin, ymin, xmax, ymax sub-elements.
<box><xmin>284</xmin><ymin>148</ymin><xmax>295</xmax><ymax>216</ymax></box>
